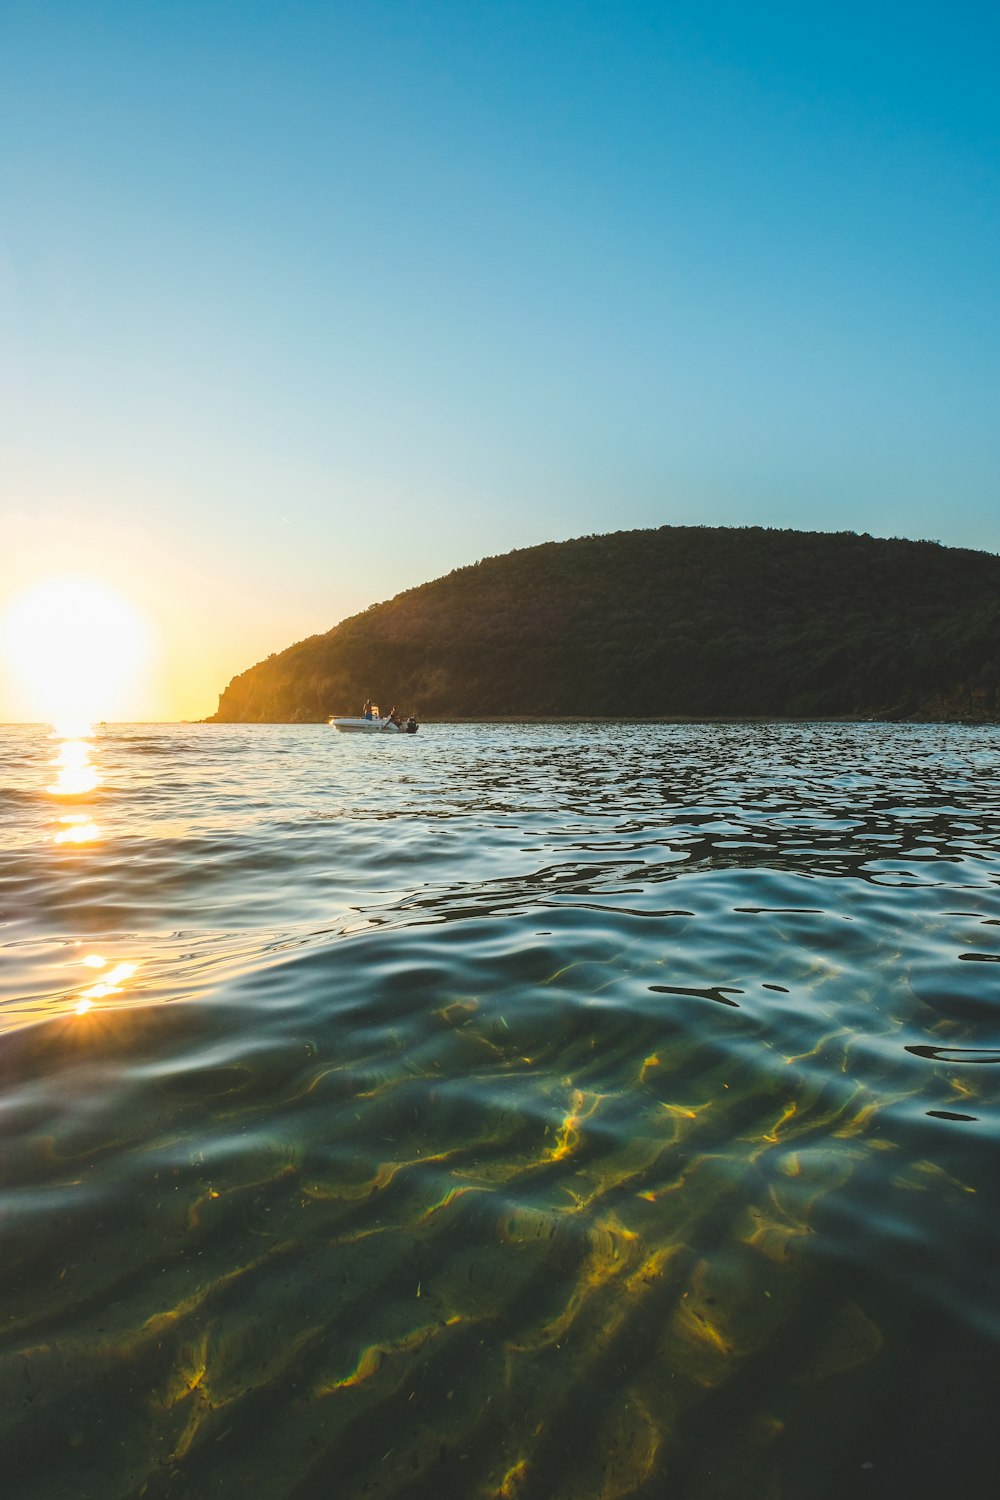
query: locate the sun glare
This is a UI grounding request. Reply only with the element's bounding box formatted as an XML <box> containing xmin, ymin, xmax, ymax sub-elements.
<box><xmin>2</xmin><ymin>576</ymin><xmax>152</xmax><ymax>724</ymax></box>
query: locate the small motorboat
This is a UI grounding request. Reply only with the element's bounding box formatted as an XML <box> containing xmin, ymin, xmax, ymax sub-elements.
<box><xmin>328</xmin><ymin>704</ymin><xmax>418</xmax><ymax>734</ymax></box>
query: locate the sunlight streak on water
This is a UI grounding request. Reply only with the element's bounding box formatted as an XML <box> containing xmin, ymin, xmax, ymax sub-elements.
<box><xmin>46</xmin><ymin>733</ymin><xmax>100</xmax><ymax>798</ymax></box>
<box><xmin>53</xmin><ymin>814</ymin><xmax>101</xmax><ymax>845</ymax></box>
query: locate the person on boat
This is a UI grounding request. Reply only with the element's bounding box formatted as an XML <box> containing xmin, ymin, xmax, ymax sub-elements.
<box><xmin>384</xmin><ymin>706</ymin><xmax>402</xmax><ymax>729</ymax></box>
<box><xmin>362</xmin><ymin>699</ymin><xmax>373</xmax><ymax>721</ymax></box>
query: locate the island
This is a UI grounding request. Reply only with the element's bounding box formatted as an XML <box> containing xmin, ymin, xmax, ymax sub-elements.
<box><xmin>210</xmin><ymin>525</ymin><xmax>1000</xmax><ymax>722</ymax></box>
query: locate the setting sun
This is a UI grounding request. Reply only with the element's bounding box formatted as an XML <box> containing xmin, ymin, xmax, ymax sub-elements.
<box><xmin>1</xmin><ymin>576</ymin><xmax>152</xmax><ymax>725</ymax></box>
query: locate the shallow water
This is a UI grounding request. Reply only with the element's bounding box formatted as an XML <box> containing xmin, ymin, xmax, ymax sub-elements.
<box><xmin>1</xmin><ymin>720</ymin><xmax>998</xmax><ymax>1499</ymax></box>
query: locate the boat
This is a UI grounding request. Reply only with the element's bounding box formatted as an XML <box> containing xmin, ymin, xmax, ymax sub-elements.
<box><xmin>328</xmin><ymin>704</ymin><xmax>418</xmax><ymax>734</ymax></box>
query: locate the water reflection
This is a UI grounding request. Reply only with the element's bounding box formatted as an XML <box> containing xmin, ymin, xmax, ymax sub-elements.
<box><xmin>46</xmin><ymin>729</ymin><xmax>101</xmax><ymax>802</ymax></box>
<box><xmin>74</xmin><ymin>956</ymin><xmax>140</xmax><ymax>1014</ymax></box>
<box><xmin>46</xmin><ymin>725</ymin><xmax>102</xmax><ymax>854</ymax></box>
<box><xmin>34</xmin><ymin>728</ymin><xmax>143</xmax><ymax>1021</ymax></box>
<box><xmin>54</xmin><ymin>813</ymin><xmax>100</xmax><ymax>845</ymax></box>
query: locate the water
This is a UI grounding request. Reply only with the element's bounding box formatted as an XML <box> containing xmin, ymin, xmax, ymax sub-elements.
<box><xmin>1</xmin><ymin>720</ymin><xmax>998</xmax><ymax>1499</ymax></box>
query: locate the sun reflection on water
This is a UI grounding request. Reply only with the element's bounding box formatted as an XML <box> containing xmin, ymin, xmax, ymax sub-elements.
<box><xmin>46</xmin><ymin>725</ymin><xmax>103</xmax><ymax>851</ymax></box>
<box><xmin>35</xmin><ymin>728</ymin><xmax>144</xmax><ymax>1019</ymax></box>
<box><xmin>54</xmin><ymin>813</ymin><xmax>101</xmax><ymax>845</ymax></box>
<box><xmin>74</xmin><ymin>955</ymin><xmax>140</xmax><ymax>1014</ymax></box>
<box><xmin>47</xmin><ymin>731</ymin><xmax>101</xmax><ymax>800</ymax></box>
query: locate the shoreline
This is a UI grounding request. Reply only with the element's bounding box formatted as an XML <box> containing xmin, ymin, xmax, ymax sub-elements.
<box><xmin>203</xmin><ymin>712</ymin><xmax>1000</xmax><ymax>726</ymax></box>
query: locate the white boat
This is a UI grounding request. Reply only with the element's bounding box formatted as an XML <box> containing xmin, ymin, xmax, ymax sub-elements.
<box><xmin>328</xmin><ymin>705</ymin><xmax>418</xmax><ymax>734</ymax></box>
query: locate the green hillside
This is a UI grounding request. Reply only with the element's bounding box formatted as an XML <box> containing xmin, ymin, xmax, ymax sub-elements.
<box><xmin>210</xmin><ymin>526</ymin><xmax>1000</xmax><ymax>722</ymax></box>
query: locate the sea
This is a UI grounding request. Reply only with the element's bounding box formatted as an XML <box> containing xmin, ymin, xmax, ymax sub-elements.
<box><xmin>1</xmin><ymin>719</ymin><xmax>998</xmax><ymax>1500</ymax></box>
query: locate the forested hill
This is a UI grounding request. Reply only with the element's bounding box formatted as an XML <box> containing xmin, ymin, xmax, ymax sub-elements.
<box><xmin>211</xmin><ymin>527</ymin><xmax>1000</xmax><ymax>722</ymax></box>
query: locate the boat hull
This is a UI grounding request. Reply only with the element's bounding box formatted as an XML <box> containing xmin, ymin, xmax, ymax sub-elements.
<box><xmin>328</xmin><ymin>717</ymin><xmax>417</xmax><ymax>733</ymax></box>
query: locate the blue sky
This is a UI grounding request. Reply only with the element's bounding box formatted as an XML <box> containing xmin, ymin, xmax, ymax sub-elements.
<box><xmin>1</xmin><ymin>1</ymin><xmax>998</xmax><ymax>717</ymax></box>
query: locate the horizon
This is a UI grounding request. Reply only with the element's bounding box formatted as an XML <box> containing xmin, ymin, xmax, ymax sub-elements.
<box><xmin>3</xmin><ymin>1</ymin><xmax>998</xmax><ymax>722</ymax></box>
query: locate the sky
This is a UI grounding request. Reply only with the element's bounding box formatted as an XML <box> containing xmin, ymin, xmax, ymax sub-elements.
<box><xmin>1</xmin><ymin>0</ymin><xmax>998</xmax><ymax>720</ymax></box>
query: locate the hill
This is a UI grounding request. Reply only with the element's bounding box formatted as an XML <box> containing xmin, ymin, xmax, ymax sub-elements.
<box><xmin>210</xmin><ymin>526</ymin><xmax>1000</xmax><ymax>722</ymax></box>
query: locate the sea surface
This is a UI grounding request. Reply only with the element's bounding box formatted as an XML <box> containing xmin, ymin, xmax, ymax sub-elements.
<box><xmin>1</xmin><ymin>720</ymin><xmax>999</xmax><ymax>1499</ymax></box>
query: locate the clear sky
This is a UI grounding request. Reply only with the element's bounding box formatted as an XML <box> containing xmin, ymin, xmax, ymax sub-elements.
<box><xmin>2</xmin><ymin>1</ymin><xmax>998</xmax><ymax>720</ymax></box>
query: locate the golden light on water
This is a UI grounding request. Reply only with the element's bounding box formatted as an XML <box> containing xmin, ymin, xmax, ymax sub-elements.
<box><xmin>47</xmin><ymin>727</ymin><xmax>103</xmax><ymax>844</ymax></box>
<box><xmin>48</xmin><ymin>736</ymin><xmax>101</xmax><ymax>798</ymax></box>
<box><xmin>2</xmin><ymin>575</ymin><xmax>151</xmax><ymax>725</ymax></box>
<box><xmin>55</xmin><ymin>814</ymin><xmax>101</xmax><ymax>844</ymax></box>
<box><xmin>74</xmin><ymin>956</ymin><xmax>140</xmax><ymax>1015</ymax></box>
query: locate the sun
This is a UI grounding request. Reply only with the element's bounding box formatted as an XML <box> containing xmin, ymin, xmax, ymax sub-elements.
<box><xmin>2</xmin><ymin>576</ymin><xmax>152</xmax><ymax>726</ymax></box>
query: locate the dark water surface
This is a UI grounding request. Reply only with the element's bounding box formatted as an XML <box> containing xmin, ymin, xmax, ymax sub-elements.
<box><xmin>1</xmin><ymin>721</ymin><xmax>998</xmax><ymax>1499</ymax></box>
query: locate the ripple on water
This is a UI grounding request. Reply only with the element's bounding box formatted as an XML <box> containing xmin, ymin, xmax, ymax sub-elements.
<box><xmin>0</xmin><ymin>721</ymin><xmax>999</xmax><ymax>1497</ymax></box>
